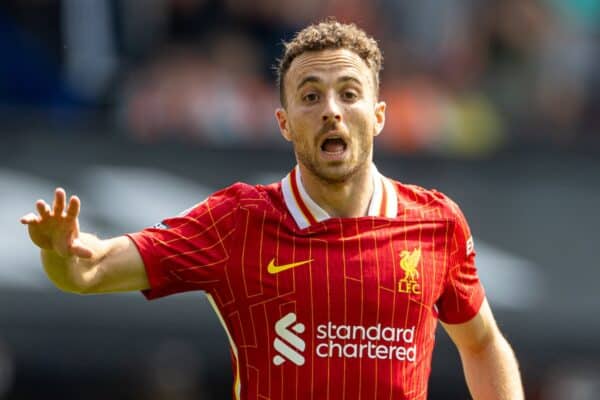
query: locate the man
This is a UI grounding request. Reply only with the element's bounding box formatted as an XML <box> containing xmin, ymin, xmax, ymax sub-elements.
<box><xmin>21</xmin><ymin>20</ymin><xmax>523</xmax><ymax>400</ymax></box>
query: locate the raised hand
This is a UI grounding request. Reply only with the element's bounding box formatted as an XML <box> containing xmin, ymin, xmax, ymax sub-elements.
<box><xmin>20</xmin><ymin>188</ymin><xmax>93</xmax><ymax>258</ymax></box>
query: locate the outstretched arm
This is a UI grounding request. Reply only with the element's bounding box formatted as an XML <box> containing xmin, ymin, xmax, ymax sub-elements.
<box><xmin>20</xmin><ymin>188</ymin><xmax>149</xmax><ymax>294</ymax></box>
<box><xmin>441</xmin><ymin>298</ymin><xmax>524</xmax><ymax>400</ymax></box>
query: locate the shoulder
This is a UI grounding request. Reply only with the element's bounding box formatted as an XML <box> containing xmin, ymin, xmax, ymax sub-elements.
<box><xmin>390</xmin><ymin>179</ymin><xmax>465</xmax><ymax>222</ymax></box>
<box><xmin>201</xmin><ymin>181</ymin><xmax>273</xmax><ymax>202</ymax></box>
<box><xmin>231</xmin><ymin>181</ymin><xmax>282</xmax><ymax>205</ymax></box>
<box><xmin>186</xmin><ymin>181</ymin><xmax>282</xmax><ymax>214</ymax></box>
<box><xmin>174</xmin><ymin>182</ymin><xmax>252</xmax><ymax>220</ymax></box>
<box><xmin>390</xmin><ymin>179</ymin><xmax>474</xmax><ymax>256</ymax></box>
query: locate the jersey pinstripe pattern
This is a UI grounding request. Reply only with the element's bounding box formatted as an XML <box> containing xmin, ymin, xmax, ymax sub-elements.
<box><xmin>128</xmin><ymin>164</ymin><xmax>485</xmax><ymax>399</ymax></box>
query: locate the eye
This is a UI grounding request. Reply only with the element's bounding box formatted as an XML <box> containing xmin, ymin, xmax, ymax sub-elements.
<box><xmin>303</xmin><ymin>93</ymin><xmax>319</xmax><ymax>103</ymax></box>
<box><xmin>342</xmin><ymin>90</ymin><xmax>358</xmax><ymax>101</ymax></box>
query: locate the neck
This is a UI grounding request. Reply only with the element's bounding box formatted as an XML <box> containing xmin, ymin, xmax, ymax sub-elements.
<box><xmin>298</xmin><ymin>163</ymin><xmax>374</xmax><ymax>218</ymax></box>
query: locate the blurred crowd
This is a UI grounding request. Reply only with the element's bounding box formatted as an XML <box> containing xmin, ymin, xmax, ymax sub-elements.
<box><xmin>0</xmin><ymin>0</ymin><xmax>599</xmax><ymax>156</ymax></box>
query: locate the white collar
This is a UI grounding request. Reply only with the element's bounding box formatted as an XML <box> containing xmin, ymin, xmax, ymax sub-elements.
<box><xmin>281</xmin><ymin>164</ymin><xmax>398</xmax><ymax>229</ymax></box>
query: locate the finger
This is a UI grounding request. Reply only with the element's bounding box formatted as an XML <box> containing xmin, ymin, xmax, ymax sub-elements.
<box><xmin>65</xmin><ymin>195</ymin><xmax>81</xmax><ymax>220</ymax></box>
<box><xmin>69</xmin><ymin>239</ymin><xmax>93</xmax><ymax>259</ymax></box>
<box><xmin>53</xmin><ymin>188</ymin><xmax>66</xmax><ymax>216</ymax></box>
<box><xmin>36</xmin><ymin>200</ymin><xmax>51</xmax><ymax>218</ymax></box>
<box><xmin>20</xmin><ymin>212</ymin><xmax>40</xmax><ymax>224</ymax></box>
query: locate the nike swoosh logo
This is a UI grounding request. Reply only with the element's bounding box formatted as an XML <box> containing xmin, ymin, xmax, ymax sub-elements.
<box><xmin>267</xmin><ymin>258</ymin><xmax>313</xmax><ymax>274</ymax></box>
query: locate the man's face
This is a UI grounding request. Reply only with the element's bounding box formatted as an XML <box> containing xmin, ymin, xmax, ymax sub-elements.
<box><xmin>276</xmin><ymin>49</ymin><xmax>386</xmax><ymax>184</ymax></box>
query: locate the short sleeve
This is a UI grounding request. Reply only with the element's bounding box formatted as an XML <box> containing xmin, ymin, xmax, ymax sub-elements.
<box><xmin>127</xmin><ymin>184</ymin><xmax>241</xmax><ymax>300</ymax></box>
<box><xmin>436</xmin><ymin>199</ymin><xmax>485</xmax><ymax>324</ymax></box>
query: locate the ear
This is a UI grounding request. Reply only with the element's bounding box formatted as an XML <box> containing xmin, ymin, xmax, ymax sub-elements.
<box><xmin>374</xmin><ymin>101</ymin><xmax>386</xmax><ymax>136</ymax></box>
<box><xmin>275</xmin><ymin>108</ymin><xmax>293</xmax><ymax>141</ymax></box>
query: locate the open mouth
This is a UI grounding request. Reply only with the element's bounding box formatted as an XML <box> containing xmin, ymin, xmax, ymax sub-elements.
<box><xmin>320</xmin><ymin>137</ymin><xmax>347</xmax><ymax>154</ymax></box>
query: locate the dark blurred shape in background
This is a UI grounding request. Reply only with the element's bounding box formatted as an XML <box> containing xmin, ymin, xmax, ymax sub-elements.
<box><xmin>1</xmin><ymin>1</ymin><xmax>599</xmax><ymax>399</ymax></box>
<box><xmin>1</xmin><ymin>0</ymin><xmax>598</xmax><ymax>152</ymax></box>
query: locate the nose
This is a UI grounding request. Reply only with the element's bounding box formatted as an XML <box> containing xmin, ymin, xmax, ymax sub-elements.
<box><xmin>321</xmin><ymin>94</ymin><xmax>342</xmax><ymax>123</ymax></box>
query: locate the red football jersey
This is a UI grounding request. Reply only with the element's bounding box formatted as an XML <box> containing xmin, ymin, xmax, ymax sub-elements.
<box><xmin>128</xmin><ymin>165</ymin><xmax>484</xmax><ymax>400</ymax></box>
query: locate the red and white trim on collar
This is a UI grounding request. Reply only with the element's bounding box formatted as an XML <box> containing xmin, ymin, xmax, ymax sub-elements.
<box><xmin>281</xmin><ymin>164</ymin><xmax>398</xmax><ymax>229</ymax></box>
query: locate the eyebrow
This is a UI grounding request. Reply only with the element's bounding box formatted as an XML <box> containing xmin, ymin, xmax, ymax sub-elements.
<box><xmin>296</xmin><ymin>75</ymin><xmax>364</xmax><ymax>91</ymax></box>
<box><xmin>338</xmin><ymin>76</ymin><xmax>363</xmax><ymax>86</ymax></box>
<box><xmin>297</xmin><ymin>76</ymin><xmax>321</xmax><ymax>91</ymax></box>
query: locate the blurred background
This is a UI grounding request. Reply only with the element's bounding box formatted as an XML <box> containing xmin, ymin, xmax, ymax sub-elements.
<box><xmin>0</xmin><ymin>0</ymin><xmax>599</xmax><ymax>399</ymax></box>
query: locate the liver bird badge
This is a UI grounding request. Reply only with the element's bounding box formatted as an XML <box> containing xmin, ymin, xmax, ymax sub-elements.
<box><xmin>398</xmin><ymin>248</ymin><xmax>422</xmax><ymax>295</ymax></box>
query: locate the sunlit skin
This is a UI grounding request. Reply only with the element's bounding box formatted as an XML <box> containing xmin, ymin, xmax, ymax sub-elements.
<box><xmin>275</xmin><ymin>49</ymin><xmax>386</xmax><ymax>218</ymax></box>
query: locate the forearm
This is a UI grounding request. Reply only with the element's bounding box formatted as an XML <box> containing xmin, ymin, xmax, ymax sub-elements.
<box><xmin>41</xmin><ymin>233</ymin><xmax>109</xmax><ymax>293</ymax></box>
<box><xmin>459</xmin><ymin>333</ymin><xmax>524</xmax><ymax>400</ymax></box>
<box><xmin>25</xmin><ymin>188</ymin><xmax>148</xmax><ymax>294</ymax></box>
<box><xmin>41</xmin><ymin>234</ymin><xmax>148</xmax><ymax>294</ymax></box>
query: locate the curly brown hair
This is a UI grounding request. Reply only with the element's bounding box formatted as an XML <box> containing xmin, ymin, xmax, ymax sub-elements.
<box><xmin>276</xmin><ymin>18</ymin><xmax>383</xmax><ymax>107</ymax></box>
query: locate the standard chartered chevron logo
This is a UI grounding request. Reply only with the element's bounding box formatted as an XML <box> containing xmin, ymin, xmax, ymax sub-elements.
<box><xmin>272</xmin><ymin>312</ymin><xmax>305</xmax><ymax>366</ymax></box>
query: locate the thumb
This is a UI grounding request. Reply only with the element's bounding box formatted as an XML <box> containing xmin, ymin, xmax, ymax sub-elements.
<box><xmin>20</xmin><ymin>213</ymin><xmax>39</xmax><ymax>224</ymax></box>
<box><xmin>69</xmin><ymin>238</ymin><xmax>93</xmax><ymax>259</ymax></box>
